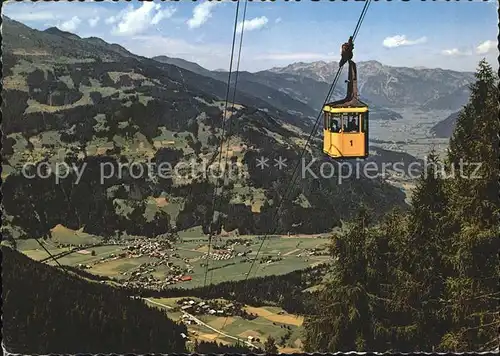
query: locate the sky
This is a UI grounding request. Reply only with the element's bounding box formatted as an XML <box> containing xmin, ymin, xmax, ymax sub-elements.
<box><xmin>3</xmin><ymin>0</ymin><xmax>498</xmax><ymax>72</ymax></box>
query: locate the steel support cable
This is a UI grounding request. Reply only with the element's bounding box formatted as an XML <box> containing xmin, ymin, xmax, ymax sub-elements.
<box><xmin>212</xmin><ymin>75</ymin><xmax>346</xmax><ymax>333</ymax></box>
<box><xmin>209</xmin><ymin>0</ymin><xmax>250</xmax><ymax>286</ymax></box>
<box><xmin>352</xmin><ymin>1</ymin><xmax>370</xmax><ymax>40</ymax></box>
<box><xmin>327</xmin><ymin>0</ymin><xmax>370</xmax><ymax>103</ymax></box>
<box><xmin>247</xmin><ymin>67</ymin><xmax>343</xmax><ymax>280</ymax></box>
<box><xmin>217</xmin><ymin>0</ymin><xmax>371</xmax><ymax>330</ymax></box>
<box><xmin>204</xmin><ymin>0</ymin><xmax>242</xmax><ymax>288</ymax></box>
<box><xmin>252</xmin><ymin>0</ymin><xmax>372</xmax><ymax>268</ymax></box>
<box><xmin>244</xmin><ymin>0</ymin><xmax>372</xmax><ymax>281</ymax></box>
<box><xmin>218</xmin><ymin>0</ymin><xmax>371</xmax><ymax>334</ymax></box>
<box><xmin>34</xmin><ymin>237</ymin><xmax>68</xmax><ymax>271</ymax></box>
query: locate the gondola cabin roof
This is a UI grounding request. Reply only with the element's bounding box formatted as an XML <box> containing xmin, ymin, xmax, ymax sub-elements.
<box><xmin>323</xmin><ymin>105</ymin><xmax>368</xmax><ymax>113</ymax></box>
<box><xmin>323</xmin><ymin>98</ymin><xmax>369</xmax><ymax>113</ymax></box>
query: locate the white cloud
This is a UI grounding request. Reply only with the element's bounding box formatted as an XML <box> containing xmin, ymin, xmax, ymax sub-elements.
<box><xmin>441</xmin><ymin>48</ymin><xmax>471</xmax><ymax>56</ymax></box>
<box><xmin>151</xmin><ymin>7</ymin><xmax>176</xmax><ymax>25</ymax></box>
<box><xmin>104</xmin><ymin>4</ymin><xmax>151</xmax><ymax>26</ymax></box>
<box><xmin>476</xmin><ymin>40</ymin><xmax>496</xmax><ymax>55</ymax></box>
<box><xmin>88</xmin><ymin>17</ymin><xmax>100</xmax><ymax>28</ymax></box>
<box><xmin>382</xmin><ymin>35</ymin><xmax>427</xmax><ymax>48</ymax></box>
<box><xmin>441</xmin><ymin>40</ymin><xmax>497</xmax><ymax>57</ymax></box>
<box><xmin>275</xmin><ymin>17</ymin><xmax>282</xmax><ymax>24</ymax></box>
<box><xmin>187</xmin><ymin>1</ymin><xmax>218</xmax><ymax>29</ymax></box>
<box><xmin>111</xmin><ymin>3</ymin><xmax>176</xmax><ymax>36</ymax></box>
<box><xmin>59</xmin><ymin>16</ymin><xmax>82</xmax><ymax>32</ymax></box>
<box><xmin>105</xmin><ymin>12</ymin><xmax>123</xmax><ymax>25</ymax></box>
<box><xmin>236</xmin><ymin>16</ymin><xmax>269</xmax><ymax>34</ymax></box>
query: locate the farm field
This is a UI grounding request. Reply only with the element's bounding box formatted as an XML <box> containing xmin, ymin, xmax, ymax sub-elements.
<box><xmin>369</xmin><ymin>108</ymin><xmax>452</xmax><ymax>159</ymax></box>
<box><xmin>17</xmin><ymin>225</ymin><xmax>331</xmax><ymax>288</ymax></box>
<box><xmin>147</xmin><ymin>297</ymin><xmax>305</xmax><ymax>352</ymax></box>
<box><xmin>15</xmin><ymin>223</ymin><xmax>327</xmax><ymax>353</ymax></box>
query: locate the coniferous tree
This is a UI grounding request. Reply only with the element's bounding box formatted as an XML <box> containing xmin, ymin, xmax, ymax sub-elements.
<box><xmin>303</xmin><ymin>60</ymin><xmax>499</xmax><ymax>353</ymax></box>
<box><xmin>440</xmin><ymin>59</ymin><xmax>500</xmax><ymax>351</ymax></box>
<box><xmin>447</xmin><ymin>59</ymin><xmax>499</xmax><ymax>227</ymax></box>
<box><xmin>303</xmin><ymin>208</ymin><xmax>378</xmax><ymax>352</ymax></box>
<box><xmin>389</xmin><ymin>150</ymin><xmax>451</xmax><ymax>350</ymax></box>
<box><xmin>263</xmin><ymin>336</ymin><xmax>279</xmax><ymax>354</ymax></box>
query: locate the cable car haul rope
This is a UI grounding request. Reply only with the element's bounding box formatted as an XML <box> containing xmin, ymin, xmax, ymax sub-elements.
<box><xmin>24</xmin><ymin>1</ymin><xmax>372</xmax><ymax>348</ymax></box>
<box><xmin>245</xmin><ymin>0</ymin><xmax>372</xmax><ymax>280</ymax></box>
<box><xmin>204</xmin><ymin>0</ymin><xmax>249</xmax><ymax>288</ymax></box>
<box><xmin>214</xmin><ymin>0</ymin><xmax>373</xmax><ymax>334</ymax></box>
<box><xmin>31</xmin><ymin>0</ymin><xmax>371</xmax><ymax>300</ymax></box>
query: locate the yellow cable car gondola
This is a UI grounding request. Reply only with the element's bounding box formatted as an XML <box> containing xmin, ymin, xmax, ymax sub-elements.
<box><xmin>323</xmin><ymin>37</ymin><xmax>369</xmax><ymax>159</ymax></box>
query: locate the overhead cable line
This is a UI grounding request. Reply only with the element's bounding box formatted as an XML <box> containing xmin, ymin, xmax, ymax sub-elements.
<box><xmin>34</xmin><ymin>237</ymin><xmax>68</xmax><ymax>272</ymax></box>
<box><xmin>252</xmin><ymin>0</ymin><xmax>372</xmax><ymax>270</ymax></box>
<box><xmin>244</xmin><ymin>0</ymin><xmax>372</xmax><ymax>282</ymax></box>
<box><xmin>204</xmin><ymin>0</ymin><xmax>243</xmax><ymax>288</ymax></box>
<box><xmin>208</xmin><ymin>0</ymin><xmax>250</xmax><ymax>286</ymax></box>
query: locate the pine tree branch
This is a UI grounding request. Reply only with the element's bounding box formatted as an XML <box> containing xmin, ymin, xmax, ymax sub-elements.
<box><xmin>461</xmin><ymin>320</ymin><xmax>500</xmax><ymax>333</ymax></box>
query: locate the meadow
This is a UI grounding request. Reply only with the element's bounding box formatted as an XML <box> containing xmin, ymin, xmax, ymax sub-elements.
<box><xmin>17</xmin><ymin>224</ymin><xmax>331</xmax><ymax>288</ymax></box>
<box><xmin>146</xmin><ymin>296</ymin><xmax>305</xmax><ymax>353</ymax></box>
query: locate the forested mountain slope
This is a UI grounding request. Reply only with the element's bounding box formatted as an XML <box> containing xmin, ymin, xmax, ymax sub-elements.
<box><xmin>2</xmin><ymin>246</ymin><xmax>187</xmax><ymax>353</ymax></box>
<box><xmin>302</xmin><ymin>60</ymin><xmax>499</xmax><ymax>353</ymax></box>
<box><xmin>2</xmin><ymin>17</ymin><xmax>407</xmax><ymax>241</ymax></box>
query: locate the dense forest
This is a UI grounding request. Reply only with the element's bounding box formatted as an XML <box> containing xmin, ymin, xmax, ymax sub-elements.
<box><xmin>3</xmin><ymin>15</ymin><xmax>497</xmax><ymax>353</ymax></box>
<box><xmin>302</xmin><ymin>60</ymin><xmax>500</xmax><ymax>352</ymax></box>
<box><xmin>2</xmin><ymin>16</ymin><xmax>407</xmax><ymax>240</ymax></box>
<box><xmin>192</xmin><ymin>340</ymin><xmax>262</xmax><ymax>353</ymax></box>
<box><xmin>2</xmin><ymin>246</ymin><xmax>187</xmax><ymax>354</ymax></box>
<box><xmin>2</xmin><ymin>145</ymin><xmax>404</xmax><ymax>240</ymax></box>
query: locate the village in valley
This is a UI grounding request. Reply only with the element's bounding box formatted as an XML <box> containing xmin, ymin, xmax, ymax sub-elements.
<box><xmin>17</xmin><ymin>224</ymin><xmax>330</xmax><ymax>351</ymax></box>
<box><xmin>35</xmin><ymin>225</ymin><xmax>330</xmax><ymax>291</ymax></box>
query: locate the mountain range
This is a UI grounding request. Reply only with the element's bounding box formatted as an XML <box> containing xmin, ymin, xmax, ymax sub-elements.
<box><xmin>2</xmin><ymin>16</ymin><xmax>411</xmax><ymax>241</ymax></box>
<box><xmin>1</xmin><ymin>13</ymin><xmax>494</xmax><ymax>355</ymax></box>
<box><xmin>153</xmin><ymin>56</ymin><xmax>476</xmax><ymax>118</ymax></box>
<box><xmin>153</xmin><ymin>55</ymin><xmax>475</xmax><ymax>114</ymax></box>
<box><xmin>1</xmin><ymin>16</ymin><xmax>475</xmax><ymax>240</ymax></box>
<box><xmin>268</xmin><ymin>60</ymin><xmax>474</xmax><ymax>111</ymax></box>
